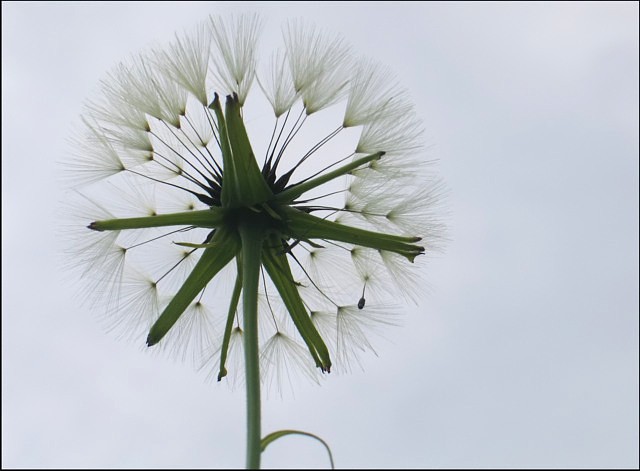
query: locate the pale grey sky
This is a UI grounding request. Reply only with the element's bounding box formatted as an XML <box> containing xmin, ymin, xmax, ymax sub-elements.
<box><xmin>2</xmin><ymin>2</ymin><xmax>639</xmax><ymax>469</ymax></box>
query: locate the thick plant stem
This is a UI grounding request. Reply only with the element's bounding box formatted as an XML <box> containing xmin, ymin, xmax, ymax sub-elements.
<box><xmin>239</xmin><ymin>223</ymin><xmax>264</xmax><ymax>470</ymax></box>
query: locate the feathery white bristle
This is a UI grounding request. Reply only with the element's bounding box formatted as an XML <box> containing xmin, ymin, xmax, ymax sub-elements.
<box><xmin>65</xmin><ymin>118</ymin><xmax>125</xmax><ymax>187</ymax></box>
<box><xmin>105</xmin><ymin>267</ymin><xmax>160</xmax><ymax>341</ymax></box>
<box><xmin>336</xmin><ymin>304</ymin><xmax>398</xmax><ymax>372</ymax></box>
<box><xmin>159</xmin><ymin>24</ymin><xmax>211</xmax><ymax>106</ymax></box>
<box><xmin>258</xmin><ymin>50</ymin><xmax>299</xmax><ymax>117</ymax></box>
<box><xmin>283</xmin><ymin>20</ymin><xmax>352</xmax><ymax>114</ymax></box>
<box><xmin>209</xmin><ymin>14</ymin><xmax>262</xmax><ymax>105</ymax></box>
<box><xmin>161</xmin><ymin>301</ymin><xmax>220</xmax><ymax>366</ymax></box>
<box><xmin>260</xmin><ymin>332</ymin><xmax>320</xmax><ymax>395</ymax></box>
<box><xmin>356</xmin><ymin>109</ymin><xmax>423</xmax><ymax>157</ymax></box>
<box><xmin>86</xmin><ymin>90</ymin><xmax>150</xmax><ymax>133</ymax></box>
<box><xmin>344</xmin><ymin>60</ymin><xmax>411</xmax><ymax>128</ymax></box>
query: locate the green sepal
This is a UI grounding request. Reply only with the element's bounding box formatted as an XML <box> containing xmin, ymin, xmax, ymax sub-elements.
<box><xmin>146</xmin><ymin>227</ymin><xmax>240</xmax><ymax>347</ymax></box>
<box><xmin>209</xmin><ymin>94</ymin><xmax>237</xmax><ymax>208</ymax></box>
<box><xmin>217</xmin><ymin>257</ymin><xmax>243</xmax><ymax>381</ymax></box>
<box><xmin>224</xmin><ymin>94</ymin><xmax>273</xmax><ymax>207</ymax></box>
<box><xmin>173</xmin><ymin>241</ymin><xmax>218</xmax><ymax>249</ymax></box>
<box><xmin>273</xmin><ymin>152</ymin><xmax>383</xmax><ymax>204</ymax></box>
<box><xmin>262</xmin><ymin>239</ymin><xmax>332</xmax><ymax>372</ymax></box>
<box><xmin>261</xmin><ymin>429</ymin><xmax>334</xmax><ymax>469</ymax></box>
<box><xmin>88</xmin><ymin>208</ymin><xmax>224</xmax><ymax>232</ymax></box>
<box><xmin>283</xmin><ymin>207</ymin><xmax>424</xmax><ymax>261</ymax></box>
<box><xmin>210</xmin><ymin>93</ymin><xmax>273</xmax><ymax>208</ymax></box>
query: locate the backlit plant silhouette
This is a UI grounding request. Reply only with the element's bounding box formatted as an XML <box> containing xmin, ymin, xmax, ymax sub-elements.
<box><xmin>64</xmin><ymin>14</ymin><xmax>445</xmax><ymax>469</ymax></box>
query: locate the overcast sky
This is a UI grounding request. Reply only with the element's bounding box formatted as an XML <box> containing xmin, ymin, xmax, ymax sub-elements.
<box><xmin>2</xmin><ymin>1</ymin><xmax>639</xmax><ymax>469</ymax></box>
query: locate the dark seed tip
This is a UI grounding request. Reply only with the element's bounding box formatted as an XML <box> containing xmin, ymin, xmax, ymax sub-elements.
<box><xmin>217</xmin><ymin>367</ymin><xmax>227</xmax><ymax>382</ymax></box>
<box><xmin>208</xmin><ymin>93</ymin><xmax>219</xmax><ymax>109</ymax></box>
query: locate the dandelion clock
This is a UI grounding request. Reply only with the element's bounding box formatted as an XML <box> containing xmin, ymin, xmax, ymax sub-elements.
<box><xmin>63</xmin><ymin>14</ymin><xmax>445</xmax><ymax>469</ymax></box>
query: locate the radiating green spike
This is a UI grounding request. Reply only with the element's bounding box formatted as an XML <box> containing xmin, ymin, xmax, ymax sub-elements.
<box><xmin>89</xmin><ymin>208</ymin><xmax>224</xmax><ymax>232</ymax></box>
<box><xmin>218</xmin><ymin>258</ymin><xmax>243</xmax><ymax>381</ymax></box>
<box><xmin>284</xmin><ymin>206</ymin><xmax>424</xmax><ymax>261</ymax></box>
<box><xmin>224</xmin><ymin>94</ymin><xmax>273</xmax><ymax>206</ymax></box>
<box><xmin>146</xmin><ymin>227</ymin><xmax>240</xmax><ymax>347</ymax></box>
<box><xmin>262</xmin><ymin>239</ymin><xmax>332</xmax><ymax>372</ymax></box>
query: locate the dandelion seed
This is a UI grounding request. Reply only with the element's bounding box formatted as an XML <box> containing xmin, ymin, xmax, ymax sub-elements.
<box><xmin>258</xmin><ymin>50</ymin><xmax>298</xmax><ymax>118</ymax></box>
<box><xmin>159</xmin><ymin>24</ymin><xmax>211</xmax><ymax>106</ymax></box>
<box><xmin>64</xmin><ymin>14</ymin><xmax>445</xmax><ymax>469</ymax></box>
<box><xmin>209</xmin><ymin>14</ymin><xmax>262</xmax><ymax>106</ymax></box>
<box><xmin>343</xmin><ymin>60</ymin><xmax>411</xmax><ymax>128</ymax></box>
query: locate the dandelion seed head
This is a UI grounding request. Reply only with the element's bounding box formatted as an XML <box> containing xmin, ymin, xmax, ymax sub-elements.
<box><xmin>64</xmin><ymin>14</ymin><xmax>445</xmax><ymax>390</ymax></box>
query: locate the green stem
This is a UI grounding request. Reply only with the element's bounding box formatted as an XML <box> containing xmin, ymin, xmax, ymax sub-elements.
<box><xmin>239</xmin><ymin>223</ymin><xmax>265</xmax><ymax>470</ymax></box>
